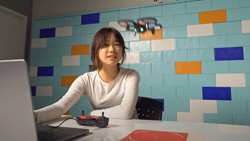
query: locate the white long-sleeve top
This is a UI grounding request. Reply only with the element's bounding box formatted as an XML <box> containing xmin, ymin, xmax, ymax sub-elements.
<box><xmin>34</xmin><ymin>67</ymin><xmax>140</xmax><ymax>123</ymax></box>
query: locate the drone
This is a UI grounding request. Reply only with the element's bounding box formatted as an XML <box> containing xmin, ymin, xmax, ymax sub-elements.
<box><xmin>118</xmin><ymin>17</ymin><xmax>162</xmax><ymax>35</ymax></box>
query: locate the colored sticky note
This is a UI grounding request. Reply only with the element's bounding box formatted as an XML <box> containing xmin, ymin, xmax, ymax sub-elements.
<box><xmin>37</xmin><ymin>66</ymin><xmax>54</xmax><ymax>76</ymax></box>
<box><xmin>81</xmin><ymin>13</ymin><xmax>100</xmax><ymax>25</ymax></box>
<box><xmin>40</xmin><ymin>28</ymin><xmax>56</xmax><ymax>38</ymax></box>
<box><xmin>71</xmin><ymin>44</ymin><xmax>89</xmax><ymax>55</ymax></box>
<box><xmin>202</xmin><ymin>87</ymin><xmax>231</xmax><ymax>100</ymax></box>
<box><xmin>176</xmin><ymin>61</ymin><xmax>202</xmax><ymax>74</ymax></box>
<box><xmin>61</xmin><ymin>76</ymin><xmax>79</xmax><ymax>86</ymax></box>
<box><xmin>199</xmin><ymin>9</ymin><xmax>227</xmax><ymax>24</ymax></box>
<box><xmin>140</xmin><ymin>28</ymin><xmax>163</xmax><ymax>41</ymax></box>
<box><xmin>214</xmin><ymin>47</ymin><xmax>244</xmax><ymax>61</ymax></box>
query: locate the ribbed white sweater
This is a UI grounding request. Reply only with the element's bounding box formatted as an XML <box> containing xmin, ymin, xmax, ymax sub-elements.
<box><xmin>35</xmin><ymin>67</ymin><xmax>140</xmax><ymax>123</ymax></box>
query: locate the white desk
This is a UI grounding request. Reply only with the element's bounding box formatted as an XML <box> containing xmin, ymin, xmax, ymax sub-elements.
<box><xmin>47</xmin><ymin>116</ymin><xmax>250</xmax><ymax>141</ymax></box>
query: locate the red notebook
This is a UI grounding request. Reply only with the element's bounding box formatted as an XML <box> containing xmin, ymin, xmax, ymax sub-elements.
<box><xmin>121</xmin><ymin>130</ymin><xmax>188</xmax><ymax>141</ymax></box>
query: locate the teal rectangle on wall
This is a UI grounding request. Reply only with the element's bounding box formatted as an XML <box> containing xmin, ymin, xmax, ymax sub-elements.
<box><xmin>90</xmin><ymin>23</ymin><xmax>109</xmax><ymax>34</ymax></box>
<box><xmin>140</xmin><ymin>75</ymin><xmax>164</xmax><ymax>86</ymax></box>
<box><xmin>73</xmin><ymin>25</ymin><xmax>91</xmax><ymax>35</ymax></box>
<box><xmin>189</xmin><ymin>74</ymin><xmax>216</xmax><ymax>86</ymax></box>
<box><xmin>141</xmin><ymin>51</ymin><xmax>163</xmax><ymax>63</ymax></box>
<box><xmin>212</xmin><ymin>0</ymin><xmax>240</xmax><ymax>10</ymax></box>
<box><xmin>244</xmin><ymin>46</ymin><xmax>250</xmax><ymax>60</ymax></box>
<box><xmin>100</xmin><ymin>11</ymin><xmax>119</xmax><ymax>22</ymax></box>
<box><xmin>54</xmin><ymin>66</ymin><xmax>71</xmax><ymax>76</ymax></box>
<box><xmin>228</xmin><ymin>34</ymin><xmax>250</xmax><ymax>47</ymax></box>
<box><xmin>204</xmin><ymin>113</ymin><xmax>233</xmax><ymax>124</ymax></box>
<box><xmin>129</xmin><ymin>63</ymin><xmax>152</xmax><ymax>75</ymax></box>
<box><xmin>230</xmin><ymin>60</ymin><xmax>250</xmax><ymax>73</ymax></box>
<box><xmin>176</xmin><ymin>37</ymin><xmax>200</xmax><ymax>49</ymax></box>
<box><xmin>174</xmin><ymin>13</ymin><xmax>199</xmax><ymax>26</ymax></box>
<box><xmin>163</xmin><ymin>26</ymin><xmax>187</xmax><ymax>39</ymax></box>
<box><xmin>139</xmin><ymin>86</ymin><xmax>152</xmax><ymax>97</ymax></box>
<box><xmin>165</xmin><ymin>99</ymin><xmax>190</xmax><ymax>112</ymax></box>
<box><xmin>152</xmin><ymin>86</ymin><xmax>176</xmax><ymax>99</ymax></box>
<box><xmin>227</xmin><ymin>7</ymin><xmax>250</xmax><ymax>21</ymax></box>
<box><xmin>119</xmin><ymin>8</ymin><xmax>139</xmax><ymax>19</ymax></box>
<box><xmin>152</xmin><ymin>62</ymin><xmax>175</xmax><ymax>74</ymax></box>
<box><xmin>186</xmin><ymin>0</ymin><xmax>212</xmax><ymax>13</ymax></box>
<box><xmin>188</xmin><ymin>48</ymin><xmax>214</xmax><ymax>61</ymax></box>
<box><xmin>233</xmin><ymin>114</ymin><xmax>250</xmax><ymax>125</ymax></box>
<box><xmin>217</xmin><ymin>101</ymin><xmax>248</xmax><ymax>114</ymax></box>
<box><xmin>200</xmin><ymin>35</ymin><xmax>228</xmax><ymax>48</ymax></box>
<box><xmin>163</xmin><ymin>50</ymin><xmax>188</xmax><ymax>62</ymax></box>
<box><xmin>164</xmin><ymin>74</ymin><xmax>189</xmax><ymax>86</ymax></box>
<box><xmin>156</xmin><ymin>16</ymin><xmax>174</xmax><ymax>28</ymax></box>
<box><xmin>240</xmin><ymin>0</ymin><xmax>250</xmax><ymax>7</ymax></box>
<box><xmin>176</xmin><ymin>86</ymin><xmax>202</xmax><ymax>99</ymax></box>
<box><xmin>162</xmin><ymin>3</ymin><xmax>186</xmax><ymax>16</ymax></box>
<box><xmin>71</xmin><ymin>66</ymin><xmax>89</xmax><ymax>75</ymax></box>
<box><xmin>231</xmin><ymin>87</ymin><xmax>250</xmax><ymax>100</ymax></box>
<box><xmin>80</xmin><ymin>55</ymin><xmax>92</xmax><ymax>65</ymax></box>
<box><xmin>139</xmin><ymin>5</ymin><xmax>162</xmax><ymax>17</ymax></box>
<box><xmin>30</xmin><ymin>76</ymin><xmax>61</xmax><ymax>86</ymax></box>
<box><xmin>213</xmin><ymin>21</ymin><xmax>242</xmax><ymax>35</ymax></box>
<box><xmin>202</xmin><ymin>61</ymin><xmax>230</xmax><ymax>73</ymax></box>
<box><xmin>47</xmin><ymin>36</ymin><xmax>81</xmax><ymax>47</ymax></box>
<box><xmin>30</xmin><ymin>56</ymin><xmax>62</xmax><ymax>67</ymax></box>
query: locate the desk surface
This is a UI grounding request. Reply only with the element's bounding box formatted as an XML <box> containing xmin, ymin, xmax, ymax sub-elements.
<box><xmin>47</xmin><ymin>116</ymin><xmax>250</xmax><ymax>141</ymax></box>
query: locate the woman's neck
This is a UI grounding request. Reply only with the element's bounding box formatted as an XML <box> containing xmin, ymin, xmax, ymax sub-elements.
<box><xmin>98</xmin><ymin>65</ymin><xmax>119</xmax><ymax>83</ymax></box>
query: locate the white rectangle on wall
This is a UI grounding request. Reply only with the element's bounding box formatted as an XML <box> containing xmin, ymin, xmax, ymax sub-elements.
<box><xmin>62</xmin><ymin>55</ymin><xmax>80</xmax><ymax>66</ymax></box>
<box><xmin>31</xmin><ymin>38</ymin><xmax>47</xmax><ymax>48</ymax></box>
<box><xmin>242</xmin><ymin>20</ymin><xmax>250</xmax><ymax>33</ymax></box>
<box><xmin>29</xmin><ymin>67</ymin><xmax>37</xmax><ymax>76</ymax></box>
<box><xmin>187</xmin><ymin>24</ymin><xmax>213</xmax><ymax>37</ymax></box>
<box><xmin>177</xmin><ymin>112</ymin><xmax>204</xmax><ymax>123</ymax></box>
<box><xmin>216</xmin><ymin>73</ymin><xmax>246</xmax><ymax>87</ymax></box>
<box><xmin>123</xmin><ymin>52</ymin><xmax>140</xmax><ymax>64</ymax></box>
<box><xmin>151</xmin><ymin>39</ymin><xmax>175</xmax><ymax>51</ymax></box>
<box><xmin>56</xmin><ymin>26</ymin><xmax>72</xmax><ymax>37</ymax></box>
<box><xmin>109</xmin><ymin>21</ymin><xmax>126</xmax><ymax>31</ymax></box>
<box><xmin>36</xmin><ymin>86</ymin><xmax>53</xmax><ymax>96</ymax></box>
<box><xmin>190</xmin><ymin>100</ymin><xmax>218</xmax><ymax>113</ymax></box>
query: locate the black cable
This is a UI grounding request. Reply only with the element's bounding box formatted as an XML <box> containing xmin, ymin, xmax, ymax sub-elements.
<box><xmin>47</xmin><ymin>118</ymin><xmax>76</xmax><ymax>128</ymax></box>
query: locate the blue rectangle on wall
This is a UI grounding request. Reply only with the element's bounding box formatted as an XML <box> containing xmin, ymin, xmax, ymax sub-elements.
<box><xmin>37</xmin><ymin>66</ymin><xmax>54</xmax><ymax>76</ymax></box>
<box><xmin>202</xmin><ymin>87</ymin><xmax>231</xmax><ymax>100</ymax></box>
<box><xmin>156</xmin><ymin>98</ymin><xmax>164</xmax><ymax>111</ymax></box>
<box><xmin>214</xmin><ymin>47</ymin><xmax>244</xmax><ymax>61</ymax></box>
<box><xmin>81</xmin><ymin>13</ymin><xmax>100</xmax><ymax>25</ymax></box>
<box><xmin>40</xmin><ymin>28</ymin><xmax>56</xmax><ymax>38</ymax></box>
<box><xmin>31</xmin><ymin>86</ymin><xmax>36</xmax><ymax>96</ymax></box>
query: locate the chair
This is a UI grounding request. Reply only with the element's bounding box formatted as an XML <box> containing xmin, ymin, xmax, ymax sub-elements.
<box><xmin>136</xmin><ymin>96</ymin><xmax>163</xmax><ymax>120</ymax></box>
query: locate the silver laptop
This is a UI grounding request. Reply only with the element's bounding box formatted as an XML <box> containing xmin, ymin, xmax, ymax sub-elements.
<box><xmin>0</xmin><ymin>59</ymin><xmax>89</xmax><ymax>141</ymax></box>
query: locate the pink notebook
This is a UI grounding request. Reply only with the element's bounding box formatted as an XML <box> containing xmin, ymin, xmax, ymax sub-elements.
<box><xmin>121</xmin><ymin>130</ymin><xmax>188</xmax><ymax>141</ymax></box>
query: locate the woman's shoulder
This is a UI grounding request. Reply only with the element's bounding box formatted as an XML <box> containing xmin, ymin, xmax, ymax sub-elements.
<box><xmin>78</xmin><ymin>70</ymin><xmax>98</xmax><ymax>80</ymax></box>
<box><xmin>120</xmin><ymin>67</ymin><xmax>140</xmax><ymax>78</ymax></box>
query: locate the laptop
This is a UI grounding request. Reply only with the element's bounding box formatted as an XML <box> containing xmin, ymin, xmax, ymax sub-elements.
<box><xmin>0</xmin><ymin>59</ymin><xmax>89</xmax><ymax>141</ymax></box>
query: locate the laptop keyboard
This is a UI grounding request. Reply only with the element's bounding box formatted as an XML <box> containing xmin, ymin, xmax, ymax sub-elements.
<box><xmin>38</xmin><ymin>131</ymin><xmax>69</xmax><ymax>141</ymax></box>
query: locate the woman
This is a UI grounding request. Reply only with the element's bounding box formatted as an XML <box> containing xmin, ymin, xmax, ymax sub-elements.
<box><xmin>34</xmin><ymin>27</ymin><xmax>140</xmax><ymax>123</ymax></box>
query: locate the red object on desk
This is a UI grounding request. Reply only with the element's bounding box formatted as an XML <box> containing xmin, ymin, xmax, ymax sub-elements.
<box><xmin>121</xmin><ymin>130</ymin><xmax>188</xmax><ymax>141</ymax></box>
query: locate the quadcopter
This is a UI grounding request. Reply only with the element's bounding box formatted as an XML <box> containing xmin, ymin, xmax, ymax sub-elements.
<box><xmin>118</xmin><ymin>17</ymin><xmax>162</xmax><ymax>35</ymax></box>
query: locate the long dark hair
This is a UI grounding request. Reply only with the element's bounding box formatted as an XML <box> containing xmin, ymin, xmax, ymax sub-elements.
<box><xmin>91</xmin><ymin>27</ymin><xmax>128</xmax><ymax>70</ymax></box>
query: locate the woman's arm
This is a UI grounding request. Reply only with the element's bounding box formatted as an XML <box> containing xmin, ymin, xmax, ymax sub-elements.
<box><xmin>90</xmin><ymin>71</ymin><xmax>140</xmax><ymax>119</ymax></box>
<box><xmin>34</xmin><ymin>76</ymin><xmax>85</xmax><ymax>123</ymax></box>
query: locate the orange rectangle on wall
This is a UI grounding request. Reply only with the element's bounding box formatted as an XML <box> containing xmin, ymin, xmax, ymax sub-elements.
<box><xmin>61</xmin><ymin>76</ymin><xmax>78</xmax><ymax>86</ymax></box>
<box><xmin>199</xmin><ymin>9</ymin><xmax>227</xmax><ymax>24</ymax></box>
<box><xmin>140</xmin><ymin>28</ymin><xmax>163</xmax><ymax>41</ymax></box>
<box><xmin>176</xmin><ymin>61</ymin><xmax>202</xmax><ymax>74</ymax></box>
<box><xmin>71</xmin><ymin>44</ymin><xmax>89</xmax><ymax>55</ymax></box>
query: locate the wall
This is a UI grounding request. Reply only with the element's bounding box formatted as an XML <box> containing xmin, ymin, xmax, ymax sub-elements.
<box><xmin>0</xmin><ymin>0</ymin><xmax>33</xmax><ymax>63</ymax></box>
<box><xmin>30</xmin><ymin>0</ymin><xmax>250</xmax><ymax>125</ymax></box>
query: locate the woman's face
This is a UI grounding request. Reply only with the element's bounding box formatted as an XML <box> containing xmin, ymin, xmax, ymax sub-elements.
<box><xmin>98</xmin><ymin>34</ymin><xmax>123</xmax><ymax>68</ymax></box>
